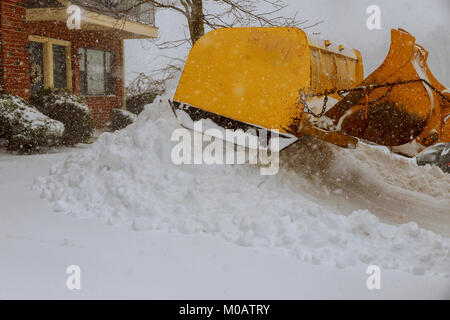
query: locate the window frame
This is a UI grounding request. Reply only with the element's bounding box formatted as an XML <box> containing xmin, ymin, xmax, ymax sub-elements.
<box><xmin>28</xmin><ymin>35</ymin><xmax>72</xmax><ymax>91</ymax></box>
<box><xmin>78</xmin><ymin>47</ymin><xmax>116</xmax><ymax>97</ymax></box>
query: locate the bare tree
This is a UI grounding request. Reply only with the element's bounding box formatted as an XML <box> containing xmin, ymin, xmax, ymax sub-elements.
<box><xmin>119</xmin><ymin>0</ymin><xmax>318</xmax><ymax>47</ymax></box>
<box><xmin>127</xmin><ymin>72</ymin><xmax>166</xmax><ymax>96</ymax></box>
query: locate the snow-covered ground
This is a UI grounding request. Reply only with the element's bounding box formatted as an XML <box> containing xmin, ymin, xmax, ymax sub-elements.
<box><xmin>1</xmin><ymin>81</ymin><xmax>449</xmax><ymax>299</ymax></box>
<box><xmin>0</xmin><ymin>149</ymin><xmax>449</xmax><ymax>299</ymax></box>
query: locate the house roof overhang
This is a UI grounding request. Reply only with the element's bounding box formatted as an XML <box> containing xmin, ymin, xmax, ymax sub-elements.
<box><xmin>25</xmin><ymin>0</ymin><xmax>158</xmax><ymax>39</ymax></box>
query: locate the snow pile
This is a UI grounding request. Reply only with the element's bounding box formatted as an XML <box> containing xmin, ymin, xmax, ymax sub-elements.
<box><xmin>35</xmin><ymin>83</ymin><xmax>450</xmax><ymax>277</ymax></box>
<box><xmin>334</xmin><ymin>144</ymin><xmax>450</xmax><ymax>198</ymax></box>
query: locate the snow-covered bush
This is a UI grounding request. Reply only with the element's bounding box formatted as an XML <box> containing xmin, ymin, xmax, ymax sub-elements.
<box><xmin>126</xmin><ymin>92</ymin><xmax>159</xmax><ymax>115</ymax></box>
<box><xmin>110</xmin><ymin>108</ymin><xmax>137</xmax><ymax>131</ymax></box>
<box><xmin>31</xmin><ymin>89</ymin><xmax>93</xmax><ymax>145</ymax></box>
<box><xmin>0</xmin><ymin>94</ymin><xmax>64</xmax><ymax>153</ymax></box>
<box><xmin>126</xmin><ymin>73</ymin><xmax>164</xmax><ymax>115</ymax></box>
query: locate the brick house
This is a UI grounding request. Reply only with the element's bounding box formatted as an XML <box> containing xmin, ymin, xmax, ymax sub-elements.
<box><xmin>0</xmin><ymin>0</ymin><xmax>158</xmax><ymax>126</ymax></box>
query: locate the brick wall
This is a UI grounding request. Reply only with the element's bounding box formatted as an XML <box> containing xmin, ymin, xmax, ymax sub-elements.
<box><xmin>26</xmin><ymin>20</ymin><xmax>124</xmax><ymax>127</ymax></box>
<box><xmin>0</xmin><ymin>0</ymin><xmax>125</xmax><ymax>127</ymax></box>
<box><xmin>0</xmin><ymin>0</ymin><xmax>31</xmax><ymax>99</ymax></box>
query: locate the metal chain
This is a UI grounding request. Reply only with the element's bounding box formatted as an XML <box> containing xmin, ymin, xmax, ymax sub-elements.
<box><xmin>300</xmin><ymin>78</ymin><xmax>450</xmax><ymax>119</ymax></box>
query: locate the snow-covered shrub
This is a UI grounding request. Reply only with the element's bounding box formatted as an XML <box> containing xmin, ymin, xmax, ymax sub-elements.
<box><xmin>126</xmin><ymin>92</ymin><xmax>159</xmax><ymax>115</ymax></box>
<box><xmin>31</xmin><ymin>89</ymin><xmax>93</xmax><ymax>145</ymax></box>
<box><xmin>0</xmin><ymin>94</ymin><xmax>64</xmax><ymax>153</ymax></box>
<box><xmin>110</xmin><ymin>108</ymin><xmax>137</xmax><ymax>131</ymax></box>
<box><xmin>126</xmin><ymin>73</ymin><xmax>164</xmax><ymax>115</ymax></box>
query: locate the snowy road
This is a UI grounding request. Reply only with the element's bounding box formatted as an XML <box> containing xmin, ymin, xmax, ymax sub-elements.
<box><xmin>1</xmin><ymin>131</ymin><xmax>449</xmax><ymax>298</ymax></box>
<box><xmin>280</xmin><ymin>138</ymin><xmax>450</xmax><ymax>237</ymax></box>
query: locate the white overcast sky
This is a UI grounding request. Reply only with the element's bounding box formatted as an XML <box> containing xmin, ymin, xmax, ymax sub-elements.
<box><xmin>125</xmin><ymin>0</ymin><xmax>450</xmax><ymax>86</ymax></box>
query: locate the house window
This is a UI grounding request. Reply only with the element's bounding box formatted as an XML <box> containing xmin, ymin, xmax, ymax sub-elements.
<box><xmin>78</xmin><ymin>48</ymin><xmax>115</xmax><ymax>96</ymax></box>
<box><xmin>28</xmin><ymin>36</ymin><xmax>72</xmax><ymax>95</ymax></box>
<box><xmin>53</xmin><ymin>45</ymin><xmax>67</xmax><ymax>89</ymax></box>
<box><xmin>29</xmin><ymin>42</ymin><xmax>44</xmax><ymax>94</ymax></box>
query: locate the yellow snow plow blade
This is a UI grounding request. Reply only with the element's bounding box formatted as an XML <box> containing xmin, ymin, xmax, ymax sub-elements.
<box><xmin>172</xmin><ymin>27</ymin><xmax>449</xmax><ymax>156</ymax></box>
<box><xmin>173</xmin><ymin>27</ymin><xmax>363</xmax><ymax>149</ymax></box>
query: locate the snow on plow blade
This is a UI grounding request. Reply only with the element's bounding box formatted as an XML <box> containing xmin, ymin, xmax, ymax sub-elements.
<box><xmin>325</xmin><ymin>28</ymin><xmax>450</xmax><ymax>156</ymax></box>
<box><xmin>173</xmin><ymin>27</ymin><xmax>449</xmax><ymax>156</ymax></box>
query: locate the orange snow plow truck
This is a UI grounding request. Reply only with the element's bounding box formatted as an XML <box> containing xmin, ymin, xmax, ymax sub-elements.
<box><xmin>172</xmin><ymin>27</ymin><xmax>450</xmax><ymax>159</ymax></box>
